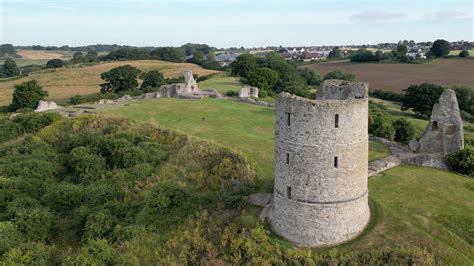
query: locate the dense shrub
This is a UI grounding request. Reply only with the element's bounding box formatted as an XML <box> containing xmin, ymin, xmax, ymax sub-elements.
<box><xmin>68</xmin><ymin>92</ymin><xmax>119</xmax><ymax>105</ymax></box>
<box><xmin>369</xmin><ymin>110</ymin><xmax>395</xmax><ymax>140</ymax></box>
<box><xmin>323</xmin><ymin>69</ymin><xmax>356</xmax><ymax>81</ymax></box>
<box><xmin>68</xmin><ymin>146</ymin><xmax>107</xmax><ymax>183</ymax></box>
<box><xmin>14</xmin><ymin>112</ymin><xmax>62</xmax><ymax>133</ymax></box>
<box><xmin>225</xmin><ymin>90</ymin><xmax>239</xmax><ymax>97</ymax></box>
<box><xmin>84</xmin><ymin>210</ymin><xmax>114</xmax><ymax>240</ymax></box>
<box><xmin>1</xmin><ymin>242</ymin><xmax>56</xmax><ymax>265</ymax></box>
<box><xmin>45</xmin><ymin>59</ymin><xmax>66</xmax><ymax>69</ymax></box>
<box><xmin>42</xmin><ymin>183</ymin><xmax>84</xmax><ymax>212</ymax></box>
<box><xmin>141</xmin><ymin>70</ymin><xmax>166</xmax><ymax>90</ymax></box>
<box><xmin>430</xmin><ymin>39</ymin><xmax>450</xmax><ymax>57</ymax></box>
<box><xmin>393</xmin><ymin>118</ymin><xmax>416</xmax><ymax>144</ymax></box>
<box><xmin>459</xmin><ymin>50</ymin><xmax>470</xmax><ymax>57</ymax></box>
<box><xmin>14</xmin><ymin>207</ymin><xmax>53</xmax><ymax>241</ymax></box>
<box><xmin>145</xmin><ymin>181</ymin><xmax>188</xmax><ymax>211</ymax></box>
<box><xmin>447</xmin><ymin>149</ymin><xmax>473</xmax><ymax>177</ymax></box>
<box><xmin>63</xmin><ymin>239</ymin><xmax>118</xmax><ymax>265</ymax></box>
<box><xmin>369</xmin><ymin>90</ymin><xmax>404</xmax><ymax>102</ymax></box>
<box><xmin>0</xmin><ymin>221</ymin><xmax>22</xmax><ymax>254</ymax></box>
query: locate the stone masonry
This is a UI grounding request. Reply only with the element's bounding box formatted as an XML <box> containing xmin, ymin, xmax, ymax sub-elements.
<box><xmin>269</xmin><ymin>79</ymin><xmax>370</xmax><ymax>247</ymax></box>
<box><xmin>239</xmin><ymin>86</ymin><xmax>259</xmax><ymax>98</ymax></box>
<box><xmin>407</xmin><ymin>89</ymin><xmax>464</xmax><ymax>169</ymax></box>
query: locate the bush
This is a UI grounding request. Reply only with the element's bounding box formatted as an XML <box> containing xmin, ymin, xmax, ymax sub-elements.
<box><xmin>369</xmin><ymin>110</ymin><xmax>395</xmax><ymax>140</ymax></box>
<box><xmin>430</xmin><ymin>39</ymin><xmax>450</xmax><ymax>57</ymax></box>
<box><xmin>225</xmin><ymin>90</ymin><xmax>239</xmax><ymax>97</ymax></box>
<box><xmin>0</xmin><ymin>222</ymin><xmax>22</xmax><ymax>255</ymax></box>
<box><xmin>392</xmin><ymin>118</ymin><xmax>416</xmax><ymax>144</ymax></box>
<box><xmin>42</xmin><ymin>183</ymin><xmax>84</xmax><ymax>212</ymax></box>
<box><xmin>68</xmin><ymin>146</ymin><xmax>107</xmax><ymax>183</ymax></box>
<box><xmin>14</xmin><ymin>207</ymin><xmax>53</xmax><ymax>241</ymax></box>
<box><xmin>141</xmin><ymin>70</ymin><xmax>166</xmax><ymax>90</ymax></box>
<box><xmin>63</xmin><ymin>239</ymin><xmax>118</xmax><ymax>265</ymax></box>
<box><xmin>9</xmin><ymin>80</ymin><xmax>49</xmax><ymax>111</ymax></box>
<box><xmin>84</xmin><ymin>210</ymin><xmax>114</xmax><ymax>240</ymax></box>
<box><xmin>45</xmin><ymin>59</ymin><xmax>65</xmax><ymax>69</ymax></box>
<box><xmin>447</xmin><ymin>149</ymin><xmax>473</xmax><ymax>177</ymax></box>
<box><xmin>14</xmin><ymin>112</ymin><xmax>62</xmax><ymax>133</ymax></box>
<box><xmin>459</xmin><ymin>50</ymin><xmax>470</xmax><ymax>57</ymax></box>
<box><xmin>145</xmin><ymin>181</ymin><xmax>188</xmax><ymax>211</ymax></box>
<box><xmin>1</xmin><ymin>242</ymin><xmax>56</xmax><ymax>265</ymax></box>
<box><xmin>323</xmin><ymin>69</ymin><xmax>356</xmax><ymax>81</ymax></box>
<box><xmin>369</xmin><ymin>90</ymin><xmax>404</xmax><ymax>102</ymax></box>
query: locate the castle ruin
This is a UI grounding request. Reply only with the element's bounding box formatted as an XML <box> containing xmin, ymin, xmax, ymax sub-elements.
<box><xmin>269</xmin><ymin>79</ymin><xmax>370</xmax><ymax>247</ymax></box>
<box><xmin>407</xmin><ymin>89</ymin><xmax>464</xmax><ymax>168</ymax></box>
<box><xmin>239</xmin><ymin>86</ymin><xmax>259</xmax><ymax>98</ymax></box>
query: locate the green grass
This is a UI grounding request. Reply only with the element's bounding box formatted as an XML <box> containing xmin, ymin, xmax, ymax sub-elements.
<box><xmin>99</xmin><ymin>98</ymin><xmax>474</xmax><ymax>263</ymax></box>
<box><xmin>449</xmin><ymin>49</ymin><xmax>474</xmax><ymax>57</ymax></box>
<box><xmin>368</xmin><ymin>141</ymin><xmax>391</xmax><ymax>161</ymax></box>
<box><xmin>198</xmin><ymin>73</ymin><xmax>242</xmax><ymax>94</ymax></box>
<box><xmin>100</xmin><ymin>98</ymin><xmax>389</xmax><ymax>190</ymax></box>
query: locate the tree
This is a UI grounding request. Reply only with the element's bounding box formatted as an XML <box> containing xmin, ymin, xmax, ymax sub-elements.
<box><xmin>447</xmin><ymin>149</ymin><xmax>473</xmax><ymax>177</ymax></box>
<box><xmin>452</xmin><ymin>86</ymin><xmax>474</xmax><ymax>115</ymax></box>
<box><xmin>459</xmin><ymin>50</ymin><xmax>470</xmax><ymax>57</ymax></box>
<box><xmin>71</xmin><ymin>51</ymin><xmax>87</xmax><ymax>64</ymax></box>
<box><xmin>323</xmin><ymin>69</ymin><xmax>356</xmax><ymax>81</ymax></box>
<box><xmin>401</xmin><ymin>83</ymin><xmax>445</xmax><ymax>118</ymax></box>
<box><xmin>2</xmin><ymin>58</ymin><xmax>20</xmax><ymax>77</ymax></box>
<box><xmin>246</xmin><ymin>67</ymin><xmax>279</xmax><ymax>92</ymax></box>
<box><xmin>350</xmin><ymin>49</ymin><xmax>379</xmax><ymax>62</ymax></box>
<box><xmin>141</xmin><ymin>70</ymin><xmax>166</xmax><ymax>90</ymax></box>
<box><xmin>45</xmin><ymin>59</ymin><xmax>65</xmax><ymax>69</ymax></box>
<box><xmin>392</xmin><ymin>118</ymin><xmax>415</xmax><ymax>144</ymax></box>
<box><xmin>298</xmin><ymin>67</ymin><xmax>322</xmax><ymax>86</ymax></box>
<box><xmin>430</xmin><ymin>39</ymin><xmax>450</xmax><ymax>57</ymax></box>
<box><xmin>86</xmin><ymin>50</ymin><xmax>98</xmax><ymax>62</ymax></box>
<box><xmin>9</xmin><ymin>80</ymin><xmax>48</xmax><ymax>111</ymax></box>
<box><xmin>328</xmin><ymin>47</ymin><xmax>341</xmax><ymax>59</ymax></box>
<box><xmin>230</xmin><ymin>53</ymin><xmax>258</xmax><ymax>78</ymax></box>
<box><xmin>396</xmin><ymin>44</ymin><xmax>408</xmax><ymax>55</ymax></box>
<box><xmin>100</xmin><ymin>65</ymin><xmax>141</xmax><ymax>93</ymax></box>
<box><xmin>150</xmin><ymin>47</ymin><xmax>185</xmax><ymax>62</ymax></box>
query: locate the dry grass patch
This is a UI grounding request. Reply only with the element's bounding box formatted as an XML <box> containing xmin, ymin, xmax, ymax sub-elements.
<box><xmin>0</xmin><ymin>60</ymin><xmax>221</xmax><ymax>106</ymax></box>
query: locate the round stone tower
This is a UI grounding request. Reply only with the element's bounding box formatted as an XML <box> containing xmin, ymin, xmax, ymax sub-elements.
<box><xmin>269</xmin><ymin>79</ymin><xmax>370</xmax><ymax>247</ymax></box>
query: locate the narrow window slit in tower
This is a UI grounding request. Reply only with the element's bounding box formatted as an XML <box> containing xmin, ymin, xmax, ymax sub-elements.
<box><xmin>335</xmin><ymin>114</ymin><xmax>339</xmax><ymax>128</ymax></box>
<box><xmin>286</xmin><ymin>113</ymin><xmax>291</xmax><ymax>126</ymax></box>
<box><xmin>432</xmin><ymin>121</ymin><xmax>438</xmax><ymax>131</ymax></box>
<box><xmin>334</xmin><ymin>156</ymin><xmax>339</xmax><ymax>168</ymax></box>
<box><xmin>286</xmin><ymin>152</ymin><xmax>290</xmax><ymax>165</ymax></box>
<box><xmin>287</xmin><ymin>187</ymin><xmax>292</xmax><ymax>199</ymax></box>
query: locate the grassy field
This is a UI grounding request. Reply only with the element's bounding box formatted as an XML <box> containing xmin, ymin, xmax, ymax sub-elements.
<box><xmin>99</xmin><ymin>97</ymin><xmax>473</xmax><ymax>263</ymax></box>
<box><xmin>13</xmin><ymin>49</ymin><xmax>74</xmax><ymax>67</ymax></box>
<box><xmin>0</xmin><ymin>60</ymin><xmax>220</xmax><ymax>107</ymax></box>
<box><xmin>100</xmin><ymin>98</ymin><xmax>390</xmax><ymax>190</ymax></box>
<box><xmin>198</xmin><ymin>73</ymin><xmax>242</xmax><ymax>94</ymax></box>
<box><xmin>449</xmin><ymin>49</ymin><xmax>474</xmax><ymax>57</ymax></box>
<box><xmin>308</xmin><ymin>58</ymin><xmax>474</xmax><ymax>92</ymax></box>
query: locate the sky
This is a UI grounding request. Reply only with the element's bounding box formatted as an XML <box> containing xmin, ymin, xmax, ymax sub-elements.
<box><xmin>1</xmin><ymin>0</ymin><xmax>473</xmax><ymax>48</ymax></box>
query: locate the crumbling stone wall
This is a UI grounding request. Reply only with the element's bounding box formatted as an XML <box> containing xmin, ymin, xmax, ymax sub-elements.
<box><xmin>239</xmin><ymin>86</ymin><xmax>259</xmax><ymax>98</ymax></box>
<box><xmin>183</xmin><ymin>70</ymin><xmax>199</xmax><ymax>93</ymax></box>
<box><xmin>270</xmin><ymin>80</ymin><xmax>370</xmax><ymax>247</ymax></box>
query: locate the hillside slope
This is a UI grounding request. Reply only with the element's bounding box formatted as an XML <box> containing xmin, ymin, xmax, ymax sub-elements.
<box><xmin>0</xmin><ymin>60</ymin><xmax>221</xmax><ymax>107</ymax></box>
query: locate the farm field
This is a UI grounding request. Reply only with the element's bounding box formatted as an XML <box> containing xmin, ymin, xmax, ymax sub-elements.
<box><xmin>0</xmin><ymin>60</ymin><xmax>220</xmax><ymax>107</ymax></box>
<box><xmin>449</xmin><ymin>49</ymin><xmax>474</xmax><ymax>57</ymax></box>
<box><xmin>309</xmin><ymin>58</ymin><xmax>474</xmax><ymax>92</ymax></box>
<box><xmin>13</xmin><ymin>49</ymin><xmax>74</xmax><ymax>67</ymax></box>
<box><xmin>99</xmin><ymin>97</ymin><xmax>474</xmax><ymax>264</ymax></box>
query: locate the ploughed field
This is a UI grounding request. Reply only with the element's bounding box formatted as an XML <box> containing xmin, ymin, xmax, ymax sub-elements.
<box><xmin>309</xmin><ymin>58</ymin><xmax>474</xmax><ymax>92</ymax></box>
<box><xmin>98</xmin><ymin>97</ymin><xmax>473</xmax><ymax>264</ymax></box>
<box><xmin>0</xmin><ymin>60</ymin><xmax>220</xmax><ymax>107</ymax></box>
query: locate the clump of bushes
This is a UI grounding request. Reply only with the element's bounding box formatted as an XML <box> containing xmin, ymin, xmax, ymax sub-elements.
<box><xmin>369</xmin><ymin>89</ymin><xmax>404</xmax><ymax>102</ymax></box>
<box><xmin>447</xmin><ymin>149</ymin><xmax>473</xmax><ymax>177</ymax></box>
<box><xmin>369</xmin><ymin>106</ymin><xmax>416</xmax><ymax>143</ymax></box>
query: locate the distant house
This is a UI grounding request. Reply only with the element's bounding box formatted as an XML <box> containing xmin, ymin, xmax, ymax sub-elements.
<box><xmin>406</xmin><ymin>48</ymin><xmax>426</xmax><ymax>59</ymax></box>
<box><xmin>215</xmin><ymin>52</ymin><xmax>241</xmax><ymax>66</ymax></box>
<box><xmin>281</xmin><ymin>52</ymin><xmax>293</xmax><ymax>60</ymax></box>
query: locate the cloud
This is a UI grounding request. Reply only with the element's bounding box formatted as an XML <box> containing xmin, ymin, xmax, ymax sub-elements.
<box><xmin>424</xmin><ymin>10</ymin><xmax>473</xmax><ymax>20</ymax></box>
<box><xmin>350</xmin><ymin>10</ymin><xmax>407</xmax><ymax>22</ymax></box>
